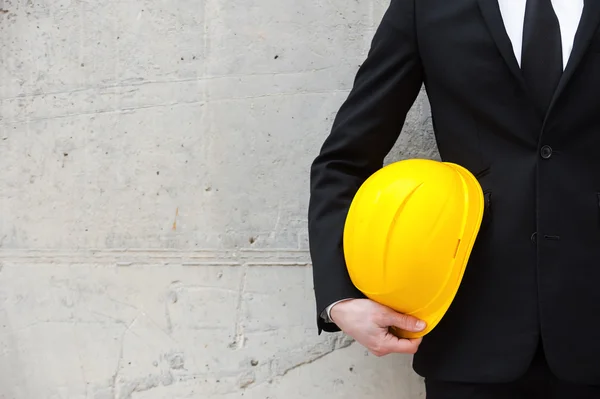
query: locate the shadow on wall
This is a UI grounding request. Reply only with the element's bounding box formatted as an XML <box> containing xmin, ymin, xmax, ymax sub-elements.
<box><xmin>387</xmin><ymin>89</ymin><xmax>439</xmax><ymax>165</ymax></box>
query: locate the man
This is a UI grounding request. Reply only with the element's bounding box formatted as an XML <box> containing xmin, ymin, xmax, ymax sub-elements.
<box><xmin>308</xmin><ymin>0</ymin><xmax>600</xmax><ymax>397</ymax></box>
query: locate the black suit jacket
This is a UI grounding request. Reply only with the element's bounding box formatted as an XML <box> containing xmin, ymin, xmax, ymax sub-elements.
<box><xmin>308</xmin><ymin>0</ymin><xmax>600</xmax><ymax>385</ymax></box>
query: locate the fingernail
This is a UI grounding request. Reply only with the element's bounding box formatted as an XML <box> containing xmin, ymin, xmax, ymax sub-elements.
<box><xmin>416</xmin><ymin>321</ymin><xmax>426</xmax><ymax>330</ymax></box>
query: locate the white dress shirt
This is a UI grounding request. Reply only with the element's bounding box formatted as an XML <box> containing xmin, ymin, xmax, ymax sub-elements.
<box><xmin>322</xmin><ymin>0</ymin><xmax>585</xmax><ymax>323</ymax></box>
<box><xmin>498</xmin><ymin>0</ymin><xmax>584</xmax><ymax>70</ymax></box>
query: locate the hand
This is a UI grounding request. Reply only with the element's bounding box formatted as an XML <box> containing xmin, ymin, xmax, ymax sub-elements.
<box><xmin>330</xmin><ymin>298</ymin><xmax>425</xmax><ymax>357</ymax></box>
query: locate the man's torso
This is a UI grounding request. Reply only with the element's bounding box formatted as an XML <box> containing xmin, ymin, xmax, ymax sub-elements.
<box><xmin>409</xmin><ymin>0</ymin><xmax>600</xmax><ymax>384</ymax></box>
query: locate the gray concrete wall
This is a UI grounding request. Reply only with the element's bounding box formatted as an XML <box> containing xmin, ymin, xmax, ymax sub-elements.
<box><xmin>0</xmin><ymin>0</ymin><xmax>437</xmax><ymax>397</ymax></box>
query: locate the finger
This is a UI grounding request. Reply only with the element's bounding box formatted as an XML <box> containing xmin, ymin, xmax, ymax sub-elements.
<box><xmin>381</xmin><ymin>311</ymin><xmax>426</xmax><ymax>332</ymax></box>
<box><xmin>380</xmin><ymin>334</ymin><xmax>422</xmax><ymax>354</ymax></box>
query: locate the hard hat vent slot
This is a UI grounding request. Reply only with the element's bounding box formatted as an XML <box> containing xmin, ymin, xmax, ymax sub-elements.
<box><xmin>453</xmin><ymin>239</ymin><xmax>461</xmax><ymax>259</ymax></box>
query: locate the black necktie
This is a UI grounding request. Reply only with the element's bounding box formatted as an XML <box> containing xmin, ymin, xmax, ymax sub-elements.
<box><xmin>521</xmin><ymin>0</ymin><xmax>563</xmax><ymax>114</ymax></box>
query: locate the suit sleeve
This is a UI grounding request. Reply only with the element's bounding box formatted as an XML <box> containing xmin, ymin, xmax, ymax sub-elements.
<box><xmin>308</xmin><ymin>0</ymin><xmax>423</xmax><ymax>333</ymax></box>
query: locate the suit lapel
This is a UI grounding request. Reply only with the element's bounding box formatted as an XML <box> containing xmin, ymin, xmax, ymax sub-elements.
<box><xmin>545</xmin><ymin>1</ymin><xmax>600</xmax><ymax>119</ymax></box>
<box><xmin>478</xmin><ymin>0</ymin><xmax>600</xmax><ymax>124</ymax></box>
<box><xmin>477</xmin><ymin>0</ymin><xmax>527</xmax><ymax>91</ymax></box>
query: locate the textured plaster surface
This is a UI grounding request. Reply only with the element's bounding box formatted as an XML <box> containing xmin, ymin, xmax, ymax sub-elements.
<box><xmin>0</xmin><ymin>0</ymin><xmax>436</xmax><ymax>397</ymax></box>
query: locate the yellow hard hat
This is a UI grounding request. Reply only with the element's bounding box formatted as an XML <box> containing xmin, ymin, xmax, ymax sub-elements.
<box><xmin>343</xmin><ymin>159</ymin><xmax>484</xmax><ymax>339</ymax></box>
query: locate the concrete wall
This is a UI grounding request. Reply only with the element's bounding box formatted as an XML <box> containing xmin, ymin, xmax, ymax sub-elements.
<box><xmin>0</xmin><ymin>0</ymin><xmax>437</xmax><ymax>397</ymax></box>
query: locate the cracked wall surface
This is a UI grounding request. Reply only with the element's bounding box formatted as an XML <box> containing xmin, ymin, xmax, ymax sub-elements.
<box><xmin>0</xmin><ymin>0</ymin><xmax>436</xmax><ymax>398</ymax></box>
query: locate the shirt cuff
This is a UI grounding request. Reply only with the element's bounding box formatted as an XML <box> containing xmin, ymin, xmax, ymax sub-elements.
<box><xmin>321</xmin><ymin>298</ymin><xmax>354</xmax><ymax>323</ymax></box>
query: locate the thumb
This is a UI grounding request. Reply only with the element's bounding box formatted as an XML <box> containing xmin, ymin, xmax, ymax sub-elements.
<box><xmin>381</xmin><ymin>311</ymin><xmax>426</xmax><ymax>333</ymax></box>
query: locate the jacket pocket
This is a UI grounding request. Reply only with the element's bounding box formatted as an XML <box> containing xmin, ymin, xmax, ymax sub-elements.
<box><xmin>475</xmin><ymin>167</ymin><xmax>491</xmax><ymax>180</ymax></box>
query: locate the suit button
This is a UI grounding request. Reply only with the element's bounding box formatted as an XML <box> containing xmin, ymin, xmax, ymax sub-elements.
<box><xmin>531</xmin><ymin>232</ymin><xmax>537</xmax><ymax>243</ymax></box>
<box><xmin>540</xmin><ymin>145</ymin><xmax>552</xmax><ymax>159</ymax></box>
